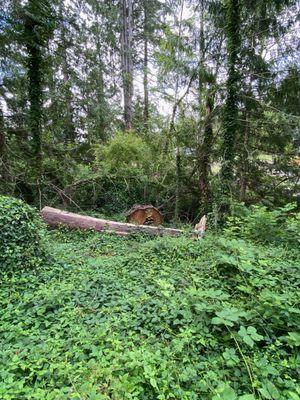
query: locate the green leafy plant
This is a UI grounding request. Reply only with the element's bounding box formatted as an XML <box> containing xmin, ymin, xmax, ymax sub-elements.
<box><xmin>225</xmin><ymin>202</ymin><xmax>300</xmax><ymax>246</ymax></box>
<box><xmin>94</xmin><ymin>131</ymin><xmax>152</xmax><ymax>174</ymax></box>
<box><xmin>0</xmin><ymin>196</ymin><xmax>44</xmax><ymax>270</ymax></box>
<box><xmin>0</xmin><ymin>212</ymin><xmax>299</xmax><ymax>399</ymax></box>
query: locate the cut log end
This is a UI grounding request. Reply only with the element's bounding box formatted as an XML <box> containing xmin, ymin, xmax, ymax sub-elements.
<box><xmin>126</xmin><ymin>204</ymin><xmax>163</xmax><ymax>226</ymax></box>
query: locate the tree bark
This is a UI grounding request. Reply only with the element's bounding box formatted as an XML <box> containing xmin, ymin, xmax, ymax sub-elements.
<box><xmin>95</xmin><ymin>20</ymin><xmax>106</xmax><ymax>142</ymax></box>
<box><xmin>220</xmin><ymin>0</ymin><xmax>240</xmax><ymax>189</ymax></box>
<box><xmin>25</xmin><ymin>11</ymin><xmax>43</xmax><ymax>176</ymax></box>
<box><xmin>59</xmin><ymin>4</ymin><xmax>76</xmax><ymax>143</ymax></box>
<box><xmin>121</xmin><ymin>0</ymin><xmax>133</xmax><ymax>130</ymax></box>
<box><xmin>199</xmin><ymin>92</ymin><xmax>214</xmax><ymax>215</ymax></box>
<box><xmin>198</xmin><ymin>0</ymin><xmax>205</xmax><ymax>124</ymax></box>
<box><xmin>143</xmin><ymin>1</ymin><xmax>149</xmax><ymax>125</ymax></box>
<box><xmin>0</xmin><ymin>108</ymin><xmax>5</xmax><ymax>159</ymax></box>
<box><xmin>0</xmin><ymin>107</ymin><xmax>9</xmax><ymax>185</ymax></box>
<box><xmin>197</xmin><ymin>0</ymin><xmax>213</xmax><ymax>215</ymax></box>
<box><xmin>239</xmin><ymin>110</ymin><xmax>249</xmax><ymax>200</ymax></box>
<box><xmin>41</xmin><ymin>206</ymin><xmax>184</xmax><ymax>236</ymax></box>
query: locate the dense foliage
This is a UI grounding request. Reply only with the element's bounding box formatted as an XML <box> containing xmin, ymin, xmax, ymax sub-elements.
<box><xmin>1</xmin><ymin>206</ymin><xmax>299</xmax><ymax>399</ymax></box>
<box><xmin>0</xmin><ymin>1</ymin><xmax>299</xmax><ymax>398</ymax></box>
<box><xmin>0</xmin><ymin>195</ymin><xmax>44</xmax><ymax>270</ymax></box>
<box><xmin>1</xmin><ymin>0</ymin><xmax>299</xmax><ymax>219</ymax></box>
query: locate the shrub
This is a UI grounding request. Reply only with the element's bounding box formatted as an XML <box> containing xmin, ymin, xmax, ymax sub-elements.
<box><xmin>225</xmin><ymin>202</ymin><xmax>300</xmax><ymax>246</ymax></box>
<box><xmin>0</xmin><ymin>196</ymin><xmax>44</xmax><ymax>270</ymax></box>
<box><xmin>95</xmin><ymin>130</ymin><xmax>151</xmax><ymax>174</ymax></box>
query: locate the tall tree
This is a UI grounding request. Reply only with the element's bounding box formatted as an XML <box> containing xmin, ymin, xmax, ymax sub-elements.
<box><xmin>220</xmin><ymin>0</ymin><xmax>241</xmax><ymax>193</ymax></box>
<box><xmin>198</xmin><ymin>88</ymin><xmax>214</xmax><ymax>215</ymax></box>
<box><xmin>58</xmin><ymin>2</ymin><xmax>76</xmax><ymax>143</ymax></box>
<box><xmin>143</xmin><ymin>0</ymin><xmax>149</xmax><ymax>125</ymax></box>
<box><xmin>23</xmin><ymin>0</ymin><xmax>55</xmax><ymax>176</ymax></box>
<box><xmin>121</xmin><ymin>0</ymin><xmax>133</xmax><ymax>130</ymax></box>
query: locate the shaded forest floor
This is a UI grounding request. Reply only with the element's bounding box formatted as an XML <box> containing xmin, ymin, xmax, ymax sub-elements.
<box><xmin>1</xmin><ymin>229</ymin><xmax>299</xmax><ymax>399</ymax></box>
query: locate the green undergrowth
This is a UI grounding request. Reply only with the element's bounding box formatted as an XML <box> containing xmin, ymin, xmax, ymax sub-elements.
<box><xmin>0</xmin><ymin>228</ymin><xmax>299</xmax><ymax>399</ymax></box>
<box><xmin>0</xmin><ymin>195</ymin><xmax>45</xmax><ymax>270</ymax></box>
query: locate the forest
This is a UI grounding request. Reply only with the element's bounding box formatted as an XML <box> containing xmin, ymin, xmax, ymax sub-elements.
<box><xmin>0</xmin><ymin>0</ymin><xmax>299</xmax><ymax>399</ymax></box>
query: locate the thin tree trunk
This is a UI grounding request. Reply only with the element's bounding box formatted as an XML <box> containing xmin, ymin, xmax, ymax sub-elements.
<box><xmin>0</xmin><ymin>106</ymin><xmax>8</xmax><ymax>185</ymax></box>
<box><xmin>239</xmin><ymin>111</ymin><xmax>249</xmax><ymax>200</ymax></box>
<box><xmin>174</xmin><ymin>144</ymin><xmax>182</xmax><ymax>221</ymax></box>
<box><xmin>121</xmin><ymin>0</ymin><xmax>133</xmax><ymax>130</ymax></box>
<box><xmin>197</xmin><ymin>0</ymin><xmax>211</xmax><ymax>215</ymax></box>
<box><xmin>59</xmin><ymin>4</ymin><xmax>76</xmax><ymax>143</ymax></box>
<box><xmin>96</xmin><ymin>60</ymin><xmax>106</xmax><ymax>141</ymax></box>
<box><xmin>62</xmin><ymin>55</ymin><xmax>76</xmax><ymax>143</ymax></box>
<box><xmin>0</xmin><ymin>108</ymin><xmax>5</xmax><ymax>159</ymax></box>
<box><xmin>95</xmin><ymin>21</ymin><xmax>106</xmax><ymax>142</ymax></box>
<box><xmin>0</xmin><ymin>108</ymin><xmax>12</xmax><ymax>187</ymax></box>
<box><xmin>199</xmin><ymin>92</ymin><xmax>214</xmax><ymax>215</ymax></box>
<box><xmin>143</xmin><ymin>1</ymin><xmax>149</xmax><ymax>125</ymax></box>
<box><xmin>170</xmin><ymin>1</ymin><xmax>184</xmax><ymax>220</ymax></box>
<box><xmin>164</xmin><ymin>0</ymin><xmax>184</xmax><ymax>154</ymax></box>
<box><xmin>198</xmin><ymin>0</ymin><xmax>205</xmax><ymax>125</ymax></box>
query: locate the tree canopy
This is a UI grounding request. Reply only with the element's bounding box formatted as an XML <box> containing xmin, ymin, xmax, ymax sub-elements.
<box><xmin>0</xmin><ymin>0</ymin><xmax>299</xmax><ymax>220</ymax></box>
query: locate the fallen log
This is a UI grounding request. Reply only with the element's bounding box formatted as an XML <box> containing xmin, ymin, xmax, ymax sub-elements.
<box><xmin>41</xmin><ymin>206</ymin><xmax>184</xmax><ymax>237</ymax></box>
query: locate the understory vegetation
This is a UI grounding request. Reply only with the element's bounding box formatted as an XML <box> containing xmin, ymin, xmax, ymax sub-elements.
<box><xmin>1</xmin><ymin>204</ymin><xmax>299</xmax><ymax>399</ymax></box>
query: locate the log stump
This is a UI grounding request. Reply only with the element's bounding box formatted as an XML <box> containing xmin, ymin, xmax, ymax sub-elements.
<box><xmin>126</xmin><ymin>205</ymin><xmax>163</xmax><ymax>226</ymax></box>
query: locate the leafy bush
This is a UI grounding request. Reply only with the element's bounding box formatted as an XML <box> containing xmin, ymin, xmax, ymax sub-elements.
<box><xmin>0</xmin><ymin>196</ymin><xmax>44</xmax><ymax>270</ymax></box>
<box><xmin>225</xmin><ymin>203</ymin><xmax>300</xmax><ymax>246</ymax></box>
<box><xmin>95</xmin><ymin>131</ymin><xmax>152</xmax><ymax>174</ymax></box>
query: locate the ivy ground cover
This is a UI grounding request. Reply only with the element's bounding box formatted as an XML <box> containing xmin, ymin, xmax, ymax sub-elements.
<box><xmin>0</xmin><ymin>230</ymin><xmax>299</xmax><ymax>399</ymax></box>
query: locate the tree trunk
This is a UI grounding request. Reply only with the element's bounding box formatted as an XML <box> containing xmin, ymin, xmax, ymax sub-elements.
<box><xmin>0</xmin><ymin>107</ymin><xmax>9</xmax><ymax>185</ymax></box>
<box><xmin>174</xmin><ymin>145</ymin><xmax>182</xmax><ymax>221</ymax></box>
<box><xmin>0</xmin><ymin>108</ymin><xmax>5</xmax><ymax>160</ymax></box>
<box><xmin>25</xmin><ymin>22</ymin><xmax>43</xmax><ymax>176</ymax></box>
<box><xmin>164</xmin><ymin>0</ymin><xmax>184</xmax><ymax>154</ymax></box>
<box><xmin>198</xmin><ymin>0</ymin><xmax>205</xmax><ymax>125</ymax></box>
<box><xmin>199</xmin><ymin>92</ymin><xmax>214</xmax><ymax>215</ymax></box>
<box><xmin>220</xmin><ymin>0</ymin><xmax>240</xmax><ymax>190</ymax></box>
<box><xmin>95</xmin><ymin>20</ymin><xmax>106</xmax><ymax>142</ymax></box>
<box><xmin>24</xmin><ymin>0</ymin><xmax>50</xmax><ymax>178</ymax></box>
<box><xmin>239</xmin><ymin>110</ymin><xmax>249</xmax><ymax>201</ymax></box>
<box><xmin>121</xmin><ymin>0</ymin><xmax>133</xmax><ymax>130</ymax></box>
<box><xmin>143</xmin><ymin>1</ymin><xmax>149</xmax><ymax>125</ymax></box>
<box><xmin>197</xmin><ymin>0</ymin><xmax>212</xmax><ymax>215</ymax></box>
<box><xmin>41</xmin><ymin>206</ymin><xmax>184</xmax><ymax>236</ymax></box>
<box><xmin>59</xmin><ymin>4</ymin><xmax>76</xmax><ymax>143</ymax></box>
